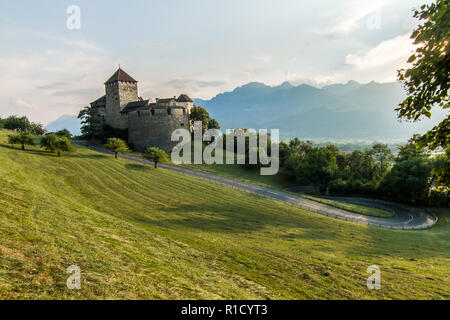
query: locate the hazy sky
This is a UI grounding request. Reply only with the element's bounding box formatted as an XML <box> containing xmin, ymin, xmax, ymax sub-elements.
<box><xmin>0</xmin><ymin>0</ymin><xmax>433</xmax><ymax>124</ymax></box>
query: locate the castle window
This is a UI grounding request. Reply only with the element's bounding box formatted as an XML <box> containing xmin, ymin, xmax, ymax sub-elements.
<box><xmin>181</xmin><ymin>123</ymin><xmax>184</xmax><ymax>126</ymax></box>
<box><xmin>137</xmin><ymin>111</ymin><xmax>141</xmax><ymax>117</ymax></box>
<box><xmin>183</xmin><ymin>109</ymin><xmax>186</xmax><ymax>115</ymax></box>
<box><xmin>151</xmin><ymin>109</ymin><xmax>155</xmax><ymax>116</ymax></box>
<box><xmin>167</xmin><ymin>108</ymin><xmax>171</xmax><ymax>115</ymax></box>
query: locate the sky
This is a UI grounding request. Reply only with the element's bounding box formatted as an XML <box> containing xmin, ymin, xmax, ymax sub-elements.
<box><xmin>0</xmin><ymin>0</ymin><xmax>434</xmax><ymax>124</ymax></box>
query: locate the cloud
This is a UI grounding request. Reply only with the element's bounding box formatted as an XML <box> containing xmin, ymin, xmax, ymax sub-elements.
<box><xmin>196</xmin><ymin>80</ymin><xmax>226</xmax><ymax>88</ymax></box>
<box><xmin>321</xmin><ymin>0</ymin><xmax>390</xmax><ymax>38</ymax></box>
<box><xmin>139</xmin><ymin>42</ymin><xmax>178</xmax><ymax>49</ymax></box>
<box><xmin>9</xmin><ymin>97</ymin><xmax>39</xmax><ymax>110</ymax></box>
<box><xmin>345</xmin><ymin>33</ymin><xmax>414</xmax><ymax>71</ymax></box>
<box><xmin>0</xmin><ymin>28</ymin><xmax>115</xmax><ymax>124</ymax></box>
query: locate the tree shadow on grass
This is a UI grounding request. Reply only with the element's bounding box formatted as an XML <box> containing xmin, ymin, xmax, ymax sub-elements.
<box><xmin>67</xmin><ymin>154</ymin><xmax>109</xmax><ymax>159</ymax></box>
<box><xmin>125</xmin><ymin>163</ymin><xmax>150</xmax><ymax>171</ymax></box>
<box><xmin>0</xmin><ymin>144</ymin><xmax>53</xmax><ymax>156</ymax></box>
<box><xmin>130</xmin><ymin>203</ymin><xmax>306</xmax><ymax>234</ymax></box>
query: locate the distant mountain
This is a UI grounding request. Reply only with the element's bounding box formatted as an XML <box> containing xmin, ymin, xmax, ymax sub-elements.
<box><xmin>45</xmin><ymin>115</ymin><xmax>81</xmax><ymax>136</ymax></box>
<box><xmin>195</xmin><ymin>80</ymin><xmax>445</xmax><ymax>142</ymax></box>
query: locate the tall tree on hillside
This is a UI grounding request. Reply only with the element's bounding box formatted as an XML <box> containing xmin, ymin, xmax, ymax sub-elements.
<box><xmin>369</xmin><ymin>144</ymin><xmax>394</xmax><ymax>177</ymax></box>
<box><xmin>397</xmin><ymin>0</ymin><xmax>449</xmax><ymax>149</ymax></box>
<box><xmin>104</xmin><ymin>138</ymin><xmax>129</xmax><ymax>159</ymax></box>
<box><xmin>8</xmin><ymin>131</ymin><xmax>34</xmax><ymax>150</ymax></box>
<box><xmin>143</xmin><ymin>147</ymin><xmax>169</xmax><ymax>168</ymax></box>
<box><xmin>78</xmin><ymin>106</ymin><xmax>103</xmax><ymax>139</ymax></box>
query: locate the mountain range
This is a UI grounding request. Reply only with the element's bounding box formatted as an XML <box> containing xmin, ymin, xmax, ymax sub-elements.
<box><xmin>46</xmin><ymin>80</ymin><xmax>446</xmax><ymax>142</ymax></box>
<box><xmin>195</xmin><ymin>80</ymin><xmax>445</xmax><ymax>141</ymax></box>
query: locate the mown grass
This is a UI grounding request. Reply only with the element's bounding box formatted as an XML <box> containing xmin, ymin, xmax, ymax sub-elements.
<box><xmin>0</xmin><ymin>129</ymin><xmax>449</xmax><ymax>299</ymax></box>
<box><xmin>300</xmin><ymin>195</ymin><xmax>395</xmax><ymax>218</ymax></box>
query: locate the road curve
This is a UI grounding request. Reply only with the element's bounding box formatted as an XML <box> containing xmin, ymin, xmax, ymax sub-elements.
<box><xmin>78</xmin><ymin>142</ymin><xmax>437</xmax><ymax>230</ymax></box>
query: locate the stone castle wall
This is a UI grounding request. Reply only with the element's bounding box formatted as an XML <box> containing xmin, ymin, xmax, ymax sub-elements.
<box><xmin>105</xmin><ymin>82</ymin><xmax>138</xmax><ymax>129</ymax></box>
<box><xmin>127</xmin><ymin>107</ymin><xmax>190</xmax><ymax>152</ymax></box>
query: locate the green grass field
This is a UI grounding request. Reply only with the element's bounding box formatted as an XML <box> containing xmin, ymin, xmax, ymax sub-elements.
<box><xmin>0</xmin><ymin>129</ymin><xmax>449</xmax><ymax>299</ymax></box>
<box><xmin>300</xmin><ymin>195</ymin><xmax>395</xmax><ymax>218</ymax></box>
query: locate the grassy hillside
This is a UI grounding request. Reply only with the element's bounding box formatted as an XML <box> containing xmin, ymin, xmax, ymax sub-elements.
<box><xmin>0</xmin><ymin>129</ymin><xmax>449</xmax><ymax>299</ymax></box>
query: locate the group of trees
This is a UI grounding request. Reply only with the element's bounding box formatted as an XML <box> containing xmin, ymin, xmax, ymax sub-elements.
<box><xmin>104</xmin><ymin>137</ymin><xmax>168</xmax><ymax>168</ymax></box>
<box><xmin>5</xmin><ymin>118</ymin><xmax>74</xmax><ymax>157</ymax></box>
<box><xmin>0</xmin><ymin>115</ymin><xmax>45</xmax><ymax>135</ymax></box>
<box><xmin>275</xmin><ymin>137</ymin><xmax>448</xmax><ymax>206</ymax></box>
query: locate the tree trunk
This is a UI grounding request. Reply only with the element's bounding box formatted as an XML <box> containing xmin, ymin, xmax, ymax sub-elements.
<box><xmin>115</xmin><ymin>152</ymin><xmax>118</xmax><ymax>159</ymax></box>
<box><xmin>154</xmin><ymin>161</ymin><xmax>158</xmax><ymax>168</ymax></box>
<box><xmin>21</xmin><ymin>143</ymin><xmax>25</xmax><ymax>150</ymax></box>
<box><xmin>58</xmin><ymin>151</ymin><xmax>61</xmax><ymax>157</ymax></box>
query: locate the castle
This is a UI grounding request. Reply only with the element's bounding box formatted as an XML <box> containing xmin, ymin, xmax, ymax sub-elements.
<box><xmin>90</xmin><ymin>67</ymin><xmax>193</xmax><ymax>151</ymax></box>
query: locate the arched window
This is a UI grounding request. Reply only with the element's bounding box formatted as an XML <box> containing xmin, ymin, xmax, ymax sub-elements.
<box><xmin>167</xmin><ymin>108</ymin><xmax>171</xmax><ymax>115</ymax></box>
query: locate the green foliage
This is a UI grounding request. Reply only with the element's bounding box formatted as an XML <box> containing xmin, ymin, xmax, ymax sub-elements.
<box><xmin>382</xmin><ymin>157</ymin><xmax>432</xmax><ymax>205</ymax></box>
<box><xmin>397</xmin><ymin>0</ymin><xmax>449</xmax><ymax>149</ymax></box>
<box><xmin>40</xmin><ymin>133</ymin><xmax>73</xmax><ymax>157</ymax></box>
<box><xmin>369</xmin><ymin>143</ymin><xmax>394</xmax><ymax>177</ymax></box>
<box><xmin>54</xmin><ymin>128</ymin><xmax>72</xmax><ymax>139</ymax></box>
<box><xmin>3</xmin><ymin>115</ymin><xmax>45</xmax><ymax>135</ymax></box>
<box><xmin>0</xmin><ymin>116</ymin><xmax>5</xmax><ymax>129</ymax></box>
<box><xmin>397</xmin><ymin>135</ymin><xmax>428</xmax><ymax>161</ymax></box>
<box><xmin>4</xmin><ymin>115</ymin><xmax>31</xmax><ymax>131</ymax></box>
<box><xmin>208</xmin><ymin>118</ymin><xmax>220</xmax><ymax>130</ymax></box>
<box><xmin>104</xmin><ymin>138</ymin><xmax>130</xmax><ymax>159</ymax></box>
<box><xmin>431</xmin><ymin>148</ymin><xmax>450</xmax><ymax>188</ymax></box>
<box><xmin>78</xmin><ymin>106</ymin><xmax>104</xmax><ymax>139</ymax></box>
<box><xmin>29</xmin><ymin>122</ymin><xmax>46</xmax><ymax>135</ymax></box>
<box><xmin>7</xmin><ymin>131</ymin><xmax>34</xmax><ymax>150</ymax></box>
<box><xmin>190</xmin><ymin>106</ymin><xmax>220</xmax><ymax>133</ymax></box>
<box><xmin>295</xmin><ymin>148</ymin><xmax>338</xmax><ymax>192</ymax></box>
<box><xmin>143</xmin><ymin>147</ymin><xmax>169</xmax><ymax>168</ymax></box>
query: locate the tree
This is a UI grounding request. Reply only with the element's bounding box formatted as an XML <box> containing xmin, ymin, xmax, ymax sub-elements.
<box><xmin>8</xmin><ymin>131</ymin><xmax>34</xmax><ymax>150</ymax></box>
<box><xmin>55</xmin><ymin>129</ymin><xmax>72</xmax><ymax>139</ymax></box>
<box><xmin>4</xmin><ymin>115</ymin><xmax>30</xmax><ymax>131</ymax></box>
<box><xmin>397</xmin><ymin>0</ymin><xmax>449</xmax><ymax>149</ymax></box>
<box><xmin>29</xmin><ymin>122</ymin><xmax>46</xmax><ymax>135</ymax></box>
<box><xmin>41</xmin><ymin>133</ymin><xmax>73</xmax><ymax>156</ymax></box>
<box><xmin>104</xmin><ymin>138</ymin><xmax>129</xmax><ymax>159</ymax></box>
<box><xmin>430</xmin><ymin>146</ymin><xmax>450</xmax><ymax>190</ymax></box>
<box><xmin>78</xmin><ymin>106</ymin><xmax>104</xmax><ymax>139</ymax></box>
<box><xmin>295</xmin><ymin>148</ymin><xmax>338</xmax><ymax>192</ymax></box>
<box><xmin>143</xmin><ymin>147</ymin><xmax>169</xmax><ymax>168</ymax></box>
<box><xmin>397</xmin><ymin>135</ymin><xmax>427</xmax><ymax>162</ymax></box>
<box><xmin>190</xmin><ymin>106</ymin><xmax>211</xmax><ymax>133</ymax></box>
<box><xmin>383</xmin><ymin>157</ymin><xmax>432</xmax><ymax>204</ymax></box>
<box><xmin>369</xmin><ymin>144</ymin><xmax>394</xmax><ymax>177</ymax></box>
<box><xmin>40</xmin><ymin>133</ymin><xmax>58</xmax><ymax>153</ymax></box>
<box><xmin>54</xmin><ymin>137</ymin><xmax>72</xmax><ymax>157</ymax></box>
<box><xmin>208</xmin><ymin>118</ymin><xmax>220</xmax><ymax>130</ymax></box>
<box><xmin>0</xmin><ymin>116</ymin><xmax>4</xmax><ymax>128</ymax></box>
<box><xmin>346</xmin><ymin>150</ymin><xmax>377</xmax><ymax>181</ymax></box>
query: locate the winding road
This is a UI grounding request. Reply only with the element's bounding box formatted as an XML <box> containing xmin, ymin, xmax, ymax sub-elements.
<box><xmin>79</xmin><ymin>142</ymin><xmax>437</xmax><ymax>230</ymax></box>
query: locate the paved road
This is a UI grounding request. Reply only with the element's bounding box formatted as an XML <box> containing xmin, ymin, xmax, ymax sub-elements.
<box><xmin>78</xmin><ymin>142</ymin><xmax>437</xmax><ymax>230</ymax></box>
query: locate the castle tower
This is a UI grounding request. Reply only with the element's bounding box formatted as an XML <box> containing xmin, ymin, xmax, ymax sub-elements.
<box><xmin>104</xmin><ymin>67</ymin><xmax>138</xmax><ymax>129</ymax></box>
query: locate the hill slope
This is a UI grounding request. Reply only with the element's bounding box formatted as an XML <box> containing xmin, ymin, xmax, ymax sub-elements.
<box><xmin>0</xmin><ymin>129</ymin><xmax>448</xmax><ymax>299</ymax></box>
